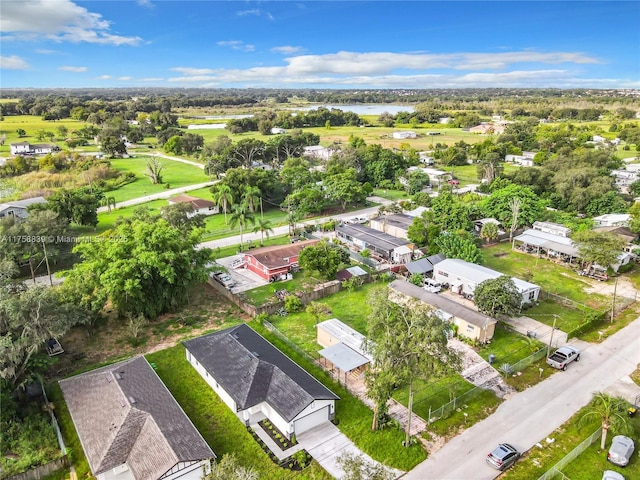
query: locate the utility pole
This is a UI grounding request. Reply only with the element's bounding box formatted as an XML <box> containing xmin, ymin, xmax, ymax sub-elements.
<box><xmin>41</xmin><ymin>239</ymin><xmax>52</xmax><ymax>286</ymax></box>
<box><xmin>611</xmin><ymin>276</ymin><xmax>618</xmax><ymax>323</ymax></box>
<box><xmin>547</xmin><ymin>314</ymin><xmax>558</xmax><ymax>357</ymax></box>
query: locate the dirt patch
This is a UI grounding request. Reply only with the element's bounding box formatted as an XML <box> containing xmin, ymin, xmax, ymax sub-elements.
<box><xmin>49</xmin><ymin>283</ymin><xmax>250</xmax><ymax>379</ymax></box>
<box><xmin>583</xmin><ymin>274</ymin><xmax>637</xmax><ymax>299</ymax></box>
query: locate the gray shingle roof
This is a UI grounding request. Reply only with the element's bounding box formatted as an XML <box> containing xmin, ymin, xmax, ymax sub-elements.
<box><xmin>183</xmin><ymin>324</ymin><xmax>338</xmax><ymax>422</ymax></box>
<box><xmin>59</xmin><ymin>357</ymin><xmax>214</xmax><ymax>479</ymax></box>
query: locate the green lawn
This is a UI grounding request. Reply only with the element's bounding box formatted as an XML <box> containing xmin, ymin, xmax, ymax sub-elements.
<box><xmin>482</xmin><ymin>243</ymin><xmax>609</xmax><ymax>309</ymax></box>
<box><xmin>371</xmin><ymin>188</ymin><xmax>409</xmax><ymax>202</ymax></box>
<box><xmin>107</xmin><ymin>156</ymin><xmax>209</xmax><ymax>203</ymax></box>
<box><xmin>0</xmin><ymin>115</ymin><xmax>88</xmax><ymax>155</ymax></box>
<box><xmin>478</xmin><ymin>323</ymin><xmax>545</xmax><ymax>366</ymax></box>
<box><xmin>146</xmin><ymin>344</ymin><xmax>331</xmax><ymax>480</ymax></box>
<box><xmin>502</xmin><ymin>401</ymin><xmax>640</xmax><ymax>480</ymax></box>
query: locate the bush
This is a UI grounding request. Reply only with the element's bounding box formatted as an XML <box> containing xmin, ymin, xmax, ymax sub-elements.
<box><xmin>284</xmin><ymin>295</ymin><xmax>303</xmax><ymax>313</ymax></box>
<box><xmin>617</xmin><ymin>263</ymin><xmax>634</xmax><ymax>273</ymax></box>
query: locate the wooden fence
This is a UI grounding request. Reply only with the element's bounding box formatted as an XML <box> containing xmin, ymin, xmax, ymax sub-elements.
<box><xmin>6</xmin><ymin>456</ymin><xmax>69</xmax><ymax>480</ymax></box>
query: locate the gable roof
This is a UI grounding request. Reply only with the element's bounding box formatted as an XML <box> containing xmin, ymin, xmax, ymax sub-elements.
<box><xmin>435</xmin><ymin>258</ymin><xmax>539</xmax><ymax>293</ymax></box>
<box><xmin>183</xmin><ymin>324</ymin><xmax>338</xmax><ymax>422</ymax></box>
<box><xmin>244</xmin><ymin>239</ymin><xmax>319</xmax><ymax>269</ymax></box>
<box><xmin>168</xmin><ymin>194</ymin><xmax>216</xmax><ymax>210</ymax></box>
<box><xmin>337</xmin><ymin>223</ymin><xmax>409</xmax><ymax>252</ymax></box>
<box><xmin>593</xmin><ymin>225</ymin><xmax>638</xmax><ymax>244</ymax></box>
<box><xmin>390</xmin><ymin>280</ymin><xmax>497</xmax><ymax>329</ymax></box>
<box><xmin>59</xmin><ymin>357</ymin><xmax>214</xmax><ymax>479</ymax></box>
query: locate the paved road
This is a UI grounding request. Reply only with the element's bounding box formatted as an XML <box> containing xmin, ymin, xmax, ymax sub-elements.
<box><xmin>403</xmin><ymin>316</ymin><xmax>640</xmax><ymax>480</ymax></box>
<box><xmin>198</xmin><ymin>197</ymin><xmax>392</xmax><ymax>250</ymax></box>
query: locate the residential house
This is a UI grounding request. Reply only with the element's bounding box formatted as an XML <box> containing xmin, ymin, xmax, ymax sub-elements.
<box><xmin>469</xmin><ymin>124</ymin><xmax>505</xmax><ymax>135</ymax></box>
<box><xmin>336</xmin><ymin>223</ymin><xmax>412</xmax><ymax>262</ymax></box>
<box><xmin>406</xmin><ymin>166</ymin><xmax>452</xmax><ymax>186</ymax></box>
<box><xmin>404</xmin><ymin>206</ymin><xmax>430</xmax><ymax>218</ymax></box>
<box><xmin>392</xmin><ymin>131</ymin><xmax>417</xmax><ymax>139</ymax></box>
<box><xmin>270</xmin><ymin>127</ymin><xmax>286</xmax><ymax>134</ymax></box>
<box><xmin>303</xmin><ymin>145</ymin><xmax>333</xmax><ymax>161</ymax></box>
<box><xmin>243</xmin><ymin>239</ymin><xmax>319</xmax><ymax>281</ymax></box>
<box><xmin>592</xmin><ymin>214</ymin><xmax>631</xmax><ymax>228</ymax></box>
<box><xmin>611</xmin><ymin>169</ymin><xmax>638</xmax><ymax>190</ymax></box>
<box><xmin>59</xmin><ymin>357</ymin><xmax>215</xmax><ymax>480</ymax></box>
<box><xmin>0</xmin><ymin>196</ymin><xmax>47</xmax><ymax>219</ymax></box>
<box><xmin>369</xmin><ymin>213</ymin><xmax>414</xmax><ymax>240</ymax></box>
<box><xmin>432</xmin><ymin>258</ymin><xmax>540</xmax><ymax>306</ymax></box>
<box><xmin>505</xmin><ymin>151</ymin><xmax>536</xmax><ymax>167</ymax></box>
<box><xmin>10</xmin><ymin>142</ymin><xmax>57</xmax><ymax>156</ymax></box>
<box><xmin>418</xmin><ymin>151</ymin><xmax>435</xmax><ymax>166</ymax></box>
<box><xmin>317</xmin><ymin>319</ymin><xmax>372</xmax><ymax>382</ymax></box>
<box><xmin>473</xmin><ymin>218</ymin><xmax>505</xmax><ymax>235</ymax></box>
<box><xmin>184</xmin><ymin>324</ymin><xmax>339</xmax><ymax>440</ymax></box>
<box><xmin>592</xmin><ymin>135</ymin><xmax>606</xmax><ymax>143</ymax></box>
<box><xmin>167</xmin><ymin>194</ymin><xmax>219</xmax><ymax>216</ymax></box>
<box><xmin>532</xmin><ymin>221</ymin><xmax>571</xmax><ymax>238</ymax></box>
<box><xmin>405</xmin><ymin>253</ymin><xmax>446</xmax><ymax>278</ymax></box>
<box><xmin>389</xmin><ymin>280</ymin><xmax>497</xmax><ymax>343</ymax></box>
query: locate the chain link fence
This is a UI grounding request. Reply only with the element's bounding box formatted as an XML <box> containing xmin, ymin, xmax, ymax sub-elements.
<box><xmin>536</xmin><ymin>428</ymin><xmax>601</xmax><ymax>480</ymax></box>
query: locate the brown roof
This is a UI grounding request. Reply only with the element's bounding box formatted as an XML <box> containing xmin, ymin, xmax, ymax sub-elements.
<box><xmin>593</xmin><ymin>226</ymin><xmax>638</xmax><ymax>244</ymax></box>
<box><xmin>169</xmin><ymin>194</ymin><xmax>216</xmax><ymax>209</ymax></box>
<box><xmin>59</xmin><ymin>357</ymin><xmax>214</xmax><ymax>478</ymax></box>
<box><xmin>244</xmin><ymin>239</ymin><xmax>319</xmax><ymax>269</ymax></box>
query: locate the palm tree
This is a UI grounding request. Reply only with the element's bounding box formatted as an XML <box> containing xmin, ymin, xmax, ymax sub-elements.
<box><xmin>252</xmin><ymin>218</ymin><xmax>273</xmax><ymax>246</ymax></box>
<box><xmin>229</xmin><ymin>203</ymin><xmax>255</xmax><ymax>252</ymax></box>
<box><xmin>243</xmin><ymin>186</ymin><xmax>262</xmax><ymax>217</ymax></box>
<box><xmin>578</xmin><ymin>392</ymin><xmax>632</xmax><ymax>450</ymax></box>
<box><xmin>211</xmin><ymin>184</ymin><xmax>234</xmax><ymax>224</ymax></box>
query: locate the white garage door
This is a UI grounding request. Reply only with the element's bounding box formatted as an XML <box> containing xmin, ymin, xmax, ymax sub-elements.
<box><xmin>294</xmin><ymin>406</ymin><xmax>329</xmax><ymax>435</ymax></box>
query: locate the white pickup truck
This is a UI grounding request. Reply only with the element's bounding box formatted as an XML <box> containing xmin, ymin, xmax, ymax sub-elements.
<box><xmin>546</xmin><ymin>346</ymin><xmax>580</xmax><ymax>371</ymax></box>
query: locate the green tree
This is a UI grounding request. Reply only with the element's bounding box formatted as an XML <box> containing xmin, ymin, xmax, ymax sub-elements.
<box><xmin>99</xmin><ymin>133</ymin><xmax>127</xmax><ymax>157</ymax></box>
<box><xmin>163</xmin><ymin>135</ymin><xmax>185</xmax><ymax>155</ymax></box>
<box><xmin>435</xmin><ymin>233</ymin><xmax>482</xmax><ymax>263</ymax></box>
<box><xmin>474</xmin><ymin>275</ymin><xmax>521</xmax><ymax>317</ymax></box>
<box><xmin>211</xmin><ymin>184</ymin><xmax>234</xmax><ymax>224</ymax></box>
<box><xmin>15</xmin><ymin>128</ymin><xmax>26</xmax><ymax>137</ymax></box>
<box><xmin>572</xmin><ymin>230</ymin><xmax>626</xmax><ymax>271</ymax></box>
<box><xmin>0</xmin><ymin>286</ymin><xmax>85</xmax><ymax>388</ymax></box>
<box><xmin>481</xmin><ymin>184</ymin><xmax>544</xmax><ymax>230</ymax></box>
<box><xmin>252</xmin><ymin>217</ymin><xmax>273</xmax><ymax>246</ymax></box>
<box><xmin>61</xmin><ymin>219</ymin><xmax>210</xmax><ymax>319</ymax></box>
<box><xmin>365</xmin><ymin>289</ymin><xmax>459</xmax><ymax>444</ymax></box>
<box><xmin>306</xmin><ymin>301</ymin><xmax>331</xmax><ymax>325</ymax></box>
<box><xmin>297</xmin><ymin>241</ymin><xmax>344</xmax><ymax>279</ymax></box>
<box><xmin>161</xmin><ymin>202</ymin><xmax>205</xmax><ymax>230</ymax></box>
<box><xmin>480</xmin><ymin>222</ymin><xmax>499</xmax><ymax>242</ymax></box>
<box><xmin>578</xmin><ymin>392</ymin><xmax>633</xmax><ymax>450</ymax></box>
<box><xmin>43</xmin><ymin>188</ymin><xmax>102</xmax><ymax>227</ymax></box>
<box><xmin>324</xmin><ymin>168</ymin><xmax>368</xmax><ymax>210</ymax></box>
<box><xmin>243</xmin><ymin>185</ymin><xmax>262</xmax><ymax>215</ymax></box>
<box><xmin>228</xmin><ymin>203</ymin><xmax>255</xmax><ymax>252</ymax></box>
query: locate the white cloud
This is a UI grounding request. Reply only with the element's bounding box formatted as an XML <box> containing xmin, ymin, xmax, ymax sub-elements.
<box><xmin>35</xmin><ymin>49</ymin><xmax>61</xmax><ymax>55</ymax></box>
<box><xmin>237</xmin><ymin>9</ymin><xmax>261</xmax><ymax>16</ymax></box>
<box><xmin>0</xmin><ymin>55</ymin><xmax>29</xmax><ymax>70</ymax></box>
<box><xmin>140</xmin><ymin>77</ymin><xmax>163</xmax><ymax>82</ymax></box>
<box><xmin>170</xmin><ymin>67</ymin><xmax>215</xmax><ymax>75</ymax></box>
<box><xmin>217</xmin><ymin>40</ymin><xmax>255</xmax><ymax>52</ymax></box>
<box><xmin>136</xmin><ymin>0</ymin><xmax>154</xmax><ymax>8</ymax></box>
<box><xmin>0</xmin><ymin>0</ymin><xmax>142</xmax><ymax>46</ymax></box>
<box><xmin>236</xmin><ymin>9</ymin><xmax>274</xmax><ymax>20</ymax></box>
<box><xmin>271</xmin><ymin>45</ymin><xmax>305</xmax><ymax>55</ymax></box>
<box><xmin>96</xmin><ymin>75</ymin><xmax>112</xmax><ymax>80</ymax></box>
<box><xmin>59</xmin><ymin>65</ymin><xmax>87</xmax><ymax>72</ymax></box>
<box><xmin>118</xmin><ymin>76</ymin><xmax>133</xmax><ymax>81</ymax></box>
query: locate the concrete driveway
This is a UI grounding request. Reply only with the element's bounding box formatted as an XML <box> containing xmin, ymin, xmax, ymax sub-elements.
<box><xmin>297</xmin><ymin>422</ymin><xmax>401</xmax><ymax>479</ymax></box>
<box><xmin>213</xmin><ymin>255</ymin><xmax>269</xmax><ymax>294</ymax></box>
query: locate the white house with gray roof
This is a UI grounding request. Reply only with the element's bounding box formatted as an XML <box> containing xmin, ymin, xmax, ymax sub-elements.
<box><xmin>0</xmin><ymin>196</ymin><xmax>47</xmax><ymax>219</ymax></box>
<box><xmin>59</xmin><ymin>357</ymin><xmax>214</xmax><ymax>480</ymax></box>
<box><xmin>183</xmin><ymin>324</ymin><xmax>339</xmax><ymax>440</ymax></box>
<box><xmin>433</xmin><ymin>258</ymin><xmax>540</xmax><ymax>306</ymax></box>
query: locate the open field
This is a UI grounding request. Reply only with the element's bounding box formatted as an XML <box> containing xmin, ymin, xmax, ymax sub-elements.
<box><xmin>107</xmin><ymin>156</ymin><xmax>209</xmax><ymax>203</ymax></box>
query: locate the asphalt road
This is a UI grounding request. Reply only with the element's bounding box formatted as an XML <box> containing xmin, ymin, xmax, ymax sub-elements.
<box><xmin>403</xmin><ymin>317</ymin><xmax>640</xmax><ymax>480</ymax></box>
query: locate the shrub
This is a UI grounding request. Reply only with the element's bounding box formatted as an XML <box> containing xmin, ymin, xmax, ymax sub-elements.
<box><xmin>284</xmin><ymin>295</ymin><xmax>303</xmax><ymax>313</ymax></box>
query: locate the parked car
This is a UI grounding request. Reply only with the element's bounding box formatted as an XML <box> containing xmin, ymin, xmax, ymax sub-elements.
<box><xmin>212</xmin><ymin>271</ymin><xmax>236</xmax><ymax>289</ymax></box>
<box><xmin>608</xmin><ymin>435</ymin><xmax>635</xmax><ymax>467</ymax></box>
<box><xmin>546</xmin><ymin>345</ymin><xmax>580</xmax><ymax>371</ymax></box>
<box><xmin>602</xmin><ymin>471</ymin><xmax>625</xmax><ymax>480</ymax></box>
<box><xmin>486</xmin><ymin>443</ymin><xmax>520</xmax><ymax>471</ymax></box>
<box><xmin>423</xmin><ymin>278</ymin><xmax>442</xmax><ymax>293</ymax></box>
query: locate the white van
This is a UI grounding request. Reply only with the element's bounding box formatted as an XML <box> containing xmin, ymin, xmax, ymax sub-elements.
<box><xmin>423</xmin><ymin>278</ymin><xmax>442</xmax><ymax>293</ymax></box>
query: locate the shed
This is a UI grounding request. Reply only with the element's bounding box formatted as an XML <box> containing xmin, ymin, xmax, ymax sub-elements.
<box><xmin>317</xmin><ymin>319</ymin><xmax>372</xmax><ymax>383</ymax></box>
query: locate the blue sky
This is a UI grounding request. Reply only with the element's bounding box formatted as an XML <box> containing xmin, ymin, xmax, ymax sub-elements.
<box><xmin>1</xmin><ymin>1</ymin><xmax>638</xmax><ymax>89</ymax></box>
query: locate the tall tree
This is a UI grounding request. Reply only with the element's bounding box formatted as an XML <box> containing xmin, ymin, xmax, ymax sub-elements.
<box><xmin>211</xmin><ymin>184</ymin><xmax>234</xmax><ymax>224</ymax></box>
<box><xmin>474</xmin><ymin>275</ymin><xmax>521</xmax><ymax>317</ymax></box>
<box><xmin>145</xmin><ymin>157</ymin><xmax>165</xmax><ymax>184</ymax></box>
<box><xmin>297</xmin><ymin>241</ymin><xmax>345</xmax><ymax>279</ymax></box>
<box><xmin>243</xmin><ymin>185</ymin><xmax>262</xmax><ymax>216</ymax></box>
<box><xmin>61</xmin><ymin>219</ymin><xmax>210</xmax><ymax>319</ymax></box>
<box><xmin>228</xmin><ymin>203</ymin><xmax>255</xmax><ymax>252</ymax></box>
<box><xmin>365</xmin><ymin>289</ymin><xmax>459</xmax><ymax>444</ymax></box>
<box><xmin>578</xmin><ymin>392</ymin><xmax>633</xmax><ymax>450</ymax></box>
<box><xmin>252</xmin><ymin>218</ymin><xmax>273</xmax><ymax>246</ymax></box>
<box><xmin>435</xmin><ymin>233</ymin><xmax>482</xmax><ymax>263</ymax></box>
<box><xmin>572</xmin><ymin>230</ymin><xmax>626</xmax><ymax>271</ymax></box>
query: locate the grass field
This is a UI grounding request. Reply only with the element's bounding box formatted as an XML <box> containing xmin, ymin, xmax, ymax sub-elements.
<box><xmin>0</xmin><ymin>115</ymin><xmax>88</xmax><ymax>155</ymax></box>
<box><xmin>107</xmin><ymin>156</ymin><xmax>209</xmax><ymax>203</ymax></box>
